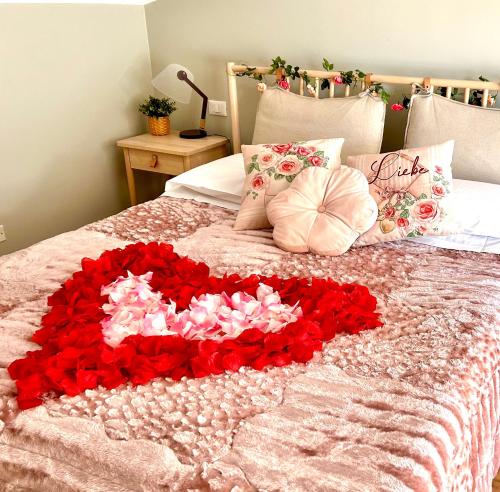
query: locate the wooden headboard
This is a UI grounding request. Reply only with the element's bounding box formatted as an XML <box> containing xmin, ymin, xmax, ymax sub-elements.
<box><xmin>226</xmin><ymin>61</ymin><xmax>500</xmax><ymax>153</ymax></box>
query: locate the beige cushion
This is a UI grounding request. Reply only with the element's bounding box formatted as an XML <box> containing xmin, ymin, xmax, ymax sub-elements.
<box><xmin>267</xmin><ymin>166</ymin><xmax>377</xmax><ymax>256</ymax></box>
<box><xmin>252</xmin><ymin>88</ymin><xmax>386</xmax><ymax>162</ymax></box>
<box><xmin>234</xmin><ymin>139</ymin><xmax>343</xmax><ymax>230</ymax></box>
<box><xmin>405</xmin><ymin>94</ymin><xmax>500</xmax><ymax>184</ymax></box>
<box><xmin>347</xmin><ymin>140</ymin><xmax>462</xmax><ymax>246</ymax></box>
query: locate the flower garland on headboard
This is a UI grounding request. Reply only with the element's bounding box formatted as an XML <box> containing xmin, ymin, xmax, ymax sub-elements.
<box><xmin>391</xmin><ymin>76</ymin><xmax>498</xmax><ymax>111</ymax></box>
<box><xmin>238</xmin><ymin>57</ymin><xmax>497</xmax><ymax>111</ymax></box>
<box><xmin>237</xmin><ymin>56</ymin><xmax>389</xmax><ymax>103</ymax></box>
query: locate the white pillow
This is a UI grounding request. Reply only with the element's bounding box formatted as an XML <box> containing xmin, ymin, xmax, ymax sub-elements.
<box><xmin>407</xmin><ymin>234</ymin><xmax>500</xmax><ymax>254</ymax></box>
<box><xmin>166</xmin><ymin>153</ymin><xmax>245</xmax><ymax>204</ymax></box>
<box><xmin>162</xmin><ymin>182</ymin><xmax>240</xmax><ymax>210</ymax></box>
<box><xmin>453</xmin><ymin>179</ymin><xmax>500</xmax><ymax>238</ymax></box>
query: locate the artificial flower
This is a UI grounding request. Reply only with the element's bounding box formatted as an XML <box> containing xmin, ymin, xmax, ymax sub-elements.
<box><xmin>278</xmin><ymin>79</ymin><xmax>290</xmax><ymax>91</ymax></box>
<box><xmin>306</xmin><ymin>84</ymin><xmax>317</xmax><ymax>97</ymax></box>
<box><xmin>256</xmin><ymin>82</ymin><xmax>267</xmax><ymax>92</ymax></box>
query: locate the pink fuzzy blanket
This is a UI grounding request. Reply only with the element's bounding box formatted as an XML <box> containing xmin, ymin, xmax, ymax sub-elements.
<box><xmin>0</xmin><ymin>197</ymin><xmax>498</xmax><ymax>491</ymax></box>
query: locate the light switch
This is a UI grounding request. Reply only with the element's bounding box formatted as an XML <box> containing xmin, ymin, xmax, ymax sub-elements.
<box><xmin>0</xmin><ymin>225</ymin><xmax>5</xmax><ymax>243</ymax></box>
<box><xmin>208</xmin><ymin>100</ymin><xmax>227</xmax><ymax>116</ymax></box>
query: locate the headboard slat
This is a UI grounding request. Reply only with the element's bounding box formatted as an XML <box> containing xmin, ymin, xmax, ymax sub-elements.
<box><xmin>299</xmin><ymin>77</ymin><xmax>304</xmax><ymax>96</ymax></box>
<box><xmin>482</xmin><ymin>89</ymin><xmax>489</xmax><ymax>107</ymax></box>
<box><xmin>329</xmin><ymin>79</ymin><xmax>335</xmax><ymax>98</ymax></box>
<box><xmin>464</xmin><ymin>87</ymin><xmax>470</xmax><ymax>103</ymax></box>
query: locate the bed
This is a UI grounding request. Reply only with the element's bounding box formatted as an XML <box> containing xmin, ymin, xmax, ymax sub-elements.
<box><xmin>0</xmin><ymin>63</ymin><xmax>499</xmax><ymax>491</ymax></box>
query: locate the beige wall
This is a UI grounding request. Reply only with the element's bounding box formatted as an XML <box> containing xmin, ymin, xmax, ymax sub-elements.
<box><xmin>0</xmin><ymin>4</ymin><xmax>154</xmax><ymax>255</ymax></box>
<box><xmin>145</xmin><ymin>0</ymin><xmax>500</xmax><ymax>152</ymax></box>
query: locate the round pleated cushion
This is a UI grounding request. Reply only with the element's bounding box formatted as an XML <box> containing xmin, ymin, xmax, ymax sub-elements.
<box><xmin>267</xmin><ymin>166</ymin><xmax>378</xmax><ymax>256</ymax></box>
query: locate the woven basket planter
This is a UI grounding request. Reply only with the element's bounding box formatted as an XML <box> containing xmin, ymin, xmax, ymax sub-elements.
<box><xmin>147</xmin><ymin>116</ymin><xmax>170</xmax><ymax>136</ymax></box>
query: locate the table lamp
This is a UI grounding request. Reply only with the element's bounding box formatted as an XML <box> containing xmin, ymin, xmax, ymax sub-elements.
<box><xmin>152</xmin><ymin>64</ymin><xmax>208</xmax><ymax>139</ymax></box>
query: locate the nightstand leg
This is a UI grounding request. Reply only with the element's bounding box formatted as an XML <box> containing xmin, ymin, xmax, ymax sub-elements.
<box><xmin>123</xmin><ymin>149</ymin><xmax>137</xmax><ymax>206</ymax></box>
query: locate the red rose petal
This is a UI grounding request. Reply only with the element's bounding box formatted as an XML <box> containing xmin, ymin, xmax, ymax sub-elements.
<box><xmin>8</xmin><ymin>242</ymin><xmax>384</xmax><ymax>409</ymax></box>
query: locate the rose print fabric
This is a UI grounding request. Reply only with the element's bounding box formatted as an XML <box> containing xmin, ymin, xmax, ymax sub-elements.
<box><xmin>347</xmin><ymin>140</ymin><xmax>462</xmax><ymax>246</ymax></box>
<box><xmin>234</xmin><ymin>138</ymin><xmax>344</xmax><ymax>230</ymax></box>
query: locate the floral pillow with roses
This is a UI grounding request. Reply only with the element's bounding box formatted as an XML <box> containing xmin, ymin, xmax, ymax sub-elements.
<box><xmin>347</xmin><ymin>140</ymin><xmax>462</xmax><ymax>246</ymax></box>
<box><xmin>234</xmin><ymin>138</ymin><xmax>344</xmax><ymax>230</ymax></box>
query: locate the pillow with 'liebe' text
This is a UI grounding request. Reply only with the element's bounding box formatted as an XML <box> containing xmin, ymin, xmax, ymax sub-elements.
<box><xmin>347</xmin><ymin>140</ymin><xmax>462</xmax><ymax>246</ymax></box>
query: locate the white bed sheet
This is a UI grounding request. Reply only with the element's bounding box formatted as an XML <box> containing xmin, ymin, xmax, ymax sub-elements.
<box><xmin>162</xmin><ymin>181</ymin><xmax>500</xmax><ymax>254</ymax></box>
<box><xmin>162</xmin><ymin>182</ymin><xmax>240</xmax><ymax>210</ymax></box>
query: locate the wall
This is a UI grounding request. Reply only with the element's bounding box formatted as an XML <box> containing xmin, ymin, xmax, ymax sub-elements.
<box><xmin>145</xmin><ymin>0</ymin><xmax>500</xmax><ymax>151</ymax></box>
<box><xmin>0</xmin><ymin>4</ymin><xmax>153</xmax><ymax>255</ymax></box>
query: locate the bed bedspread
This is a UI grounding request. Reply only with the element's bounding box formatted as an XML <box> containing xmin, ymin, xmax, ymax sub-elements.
<box><xmin>0</xmin><ymin>196</ymin><xmax>499</xmax><ymax>491</ymax></box>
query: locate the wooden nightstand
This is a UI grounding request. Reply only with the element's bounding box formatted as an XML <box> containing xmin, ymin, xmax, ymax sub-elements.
<box><xmin>117</xmin><ymin>132</ymin><xmax>229</xmax><ymax>205</ymax></box>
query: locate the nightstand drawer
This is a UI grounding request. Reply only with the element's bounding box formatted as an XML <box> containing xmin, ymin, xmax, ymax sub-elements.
<box><xmin>128</xmin><ymin>149</ymin><xmax>184</xmax><ymax>175</ymax></box>
<box><xmin>118</xmin><ymin>132</ymin><xmax>229</xmax><ymax>205</ymax></box>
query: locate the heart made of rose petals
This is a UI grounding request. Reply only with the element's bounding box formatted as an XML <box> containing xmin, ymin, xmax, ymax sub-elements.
<box><xmin>8</xmin><ymin>242</ymin><xmax>383</xmax><ymax>409</ymax></box>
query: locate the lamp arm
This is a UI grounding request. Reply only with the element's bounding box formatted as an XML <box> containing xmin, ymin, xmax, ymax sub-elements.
<box><xmin>180</xmin><ymin>76</ymin><xmax>208</xmax><ymax>129</ymax></box>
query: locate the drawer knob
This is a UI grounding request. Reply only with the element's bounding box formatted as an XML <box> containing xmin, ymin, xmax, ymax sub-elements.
<box><xmin>150</xmin><ymin>154</ymin><xmax>159</xmax><ymax>168</ymax></box>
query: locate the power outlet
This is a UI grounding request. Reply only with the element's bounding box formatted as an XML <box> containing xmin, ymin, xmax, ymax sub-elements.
<box><xmin>0</xmin><ymin>225</ymin><xmax>5</xmax><ymax>243</ymax></box>
<box><xmin>208</xmin><ymin>100</ymin><xmax>227</xmax><ymax>116</ymax></box>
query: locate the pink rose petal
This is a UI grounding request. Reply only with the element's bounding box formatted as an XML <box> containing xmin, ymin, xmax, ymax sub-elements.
<box><xmin>100</xmin><ymin>274</ymin><xmax>302</xmax><ymax>346</ymax></box>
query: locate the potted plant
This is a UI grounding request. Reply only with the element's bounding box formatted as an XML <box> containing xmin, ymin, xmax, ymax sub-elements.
<box><xmin>139</xmin><ymin>96</ymin><xmax>176</xmax><ymax>136</ymax></box>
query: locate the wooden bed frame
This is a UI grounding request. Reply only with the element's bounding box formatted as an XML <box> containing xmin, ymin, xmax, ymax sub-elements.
<box><xmin>226</xmin><ymin>61</ymin><xmax>500</xmax><ymax>153</ymax></box>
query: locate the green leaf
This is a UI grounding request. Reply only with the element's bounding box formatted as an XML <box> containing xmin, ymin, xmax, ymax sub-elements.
<box><xmin>285</xmin><ymin>175</ymin><xmax>295</xmax><ymax>183</ymax></box>
<box><xmin>418</xmin><ymin>193</ymin><xmax>427</xmax><ymax>199</ymax></box>
<box><xmin>322</xmin><ymin>58</ymin><xmax>334</xmax><ymax>71</ymax></box>
<box><xmin>138</xmin><ymin>95</ymin><xmax>176</xmax><ymax>117</ymax></box>
<box><xmin>274</xmin><ymin>173</ymin><xmax>285</xmax><ymax>180</ymax></box>
<box><xmin>400</xmin><ymin>209</ymin><xmax>409</xmax><ymax>219</ymax></box>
